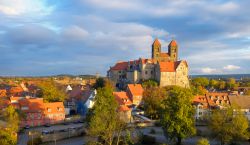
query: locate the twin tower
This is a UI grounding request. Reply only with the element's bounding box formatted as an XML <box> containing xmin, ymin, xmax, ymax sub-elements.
<box><xmin>151</xmin><ymin>38</ymin><xmax>178</xmax><ymax>62</ymax></box>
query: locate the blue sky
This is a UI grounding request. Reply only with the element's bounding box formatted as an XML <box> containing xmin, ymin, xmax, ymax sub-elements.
<box><xmin>0</xmin><ymin>0</ymin><xmax>250</xmax><ymax>76</ymax></box>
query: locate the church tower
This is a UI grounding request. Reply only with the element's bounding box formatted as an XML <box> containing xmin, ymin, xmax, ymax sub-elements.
<box><xmin>152</xmin><ymin>38</ymin><xmax>161</xmax><ymax>60</ymax></box>
<box><xmin>168</xmin><ymin>40</ymin><xmax>178</xmax><ymax>61</ymax></box>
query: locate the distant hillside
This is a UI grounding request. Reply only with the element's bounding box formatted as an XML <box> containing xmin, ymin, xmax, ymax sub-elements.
<box><xmin>190</xmin><ymin>74</ymin><xmax>250</xmax><ymax>80</ymax></box>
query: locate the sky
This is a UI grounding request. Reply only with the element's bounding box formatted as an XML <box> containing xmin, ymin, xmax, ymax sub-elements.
<box><xmin>0</xmin><ymin>0</ymin><xmax>250</xmax><ymax>76</ymax></box>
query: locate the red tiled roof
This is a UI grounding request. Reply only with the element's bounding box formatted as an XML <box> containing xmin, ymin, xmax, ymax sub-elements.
<box><xmin>160</xmin><ymin>53</ymin><xmax>169</xmax><ymax>57</ymax></box>
<box><xmin>10</xmin><ymin>86</ymin><xmax>23</xmax><ymax>94</ymax></box>
<box><xmin>169</xmin><ymin>40</ymin><xmax>177</xmax><ymax>47</ymax></box>
<box><xmin>153</xmin><ymin>38</ymin><xmax>161</xmax><ymax>46</ymax></box>
<box><xmin>127</xmin><ymin>84</ymin><xmax>143</xmax><ymax>96</ymax></box>
<box><xmin>113</xmin><ymin>92</ymin><xmax>132</xmax><ymax>106</ymax></box>
<box><xmin>159</xmin><ymin>61</ymin><xmax>175</xmax><ymax>72</ymax></box>
<box><xmin>0</xmin><ymin>89</ymin><xmax>7</xmax><ymax>98</ymax></box>
<box><xmin>110</xmin><ymin>61</ymin><xmax>128</xmax><ymax>71</ymax></box>
<box><xmin>43</xmin><ymin>102</ymin><xmax>65</xmax><ymax>114</ymax></box>
<box><xmin>18</xmin><ymin>98</ymin><xmax>44</xmax><ymax>113</ymax></box>
<box><xmin>205</xmin><ymin>92</ymin><xmax>230</xmax><ymax>107</ymax></box>
<box><xmin>158</xmin><ymin>61</ymin><xmax>182</xmax><ymax>72</ymax></box>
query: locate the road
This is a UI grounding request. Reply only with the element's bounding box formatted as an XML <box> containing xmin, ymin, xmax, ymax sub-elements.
<box><xmin>41</xmin><ymin>137</ymin><xmax>86</xmax><ymax>145</ymax></box>
<box><xmin>17</xmin><ymin>123</ymin><xmax>84</xmax><ymax>145</ymax></box>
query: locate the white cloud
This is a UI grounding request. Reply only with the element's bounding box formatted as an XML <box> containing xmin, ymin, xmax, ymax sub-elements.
<box><xmin>0</xmin><ymin>0</ymin><xmax>54</xmax><ymax>16</ymax></box>
<box><xmin>201</xmin><ymin>67</ymin><xmax>218</xmax><ymax>74</ymax></box>
<box><xmin>61</xmin><ymin>25</ymin><xmax>89</xmax><ymax>42</ymax></box>
<box><xmin>223</xmin><ymin>65</ymin><xmax>240</xmax><ymax>70</ymax></box>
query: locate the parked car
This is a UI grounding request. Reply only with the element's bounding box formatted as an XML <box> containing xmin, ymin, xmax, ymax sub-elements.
<box><xmin>24</xmin><ymin>125</ymin><xmax>30</xmax><ymax>129</ymax></box>
<box><xmin>42</xmin><ymin>130</ymin><xmax>49</xmax><ymax>135</ymax></box>
<box><xmin>44</xmin><ymin>124</ymin><xmax>51</xmax><ymax>127</ymax></box>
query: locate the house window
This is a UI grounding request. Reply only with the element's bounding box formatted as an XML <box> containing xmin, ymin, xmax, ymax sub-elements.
<box><xmin>151</xmin><ymin>71</ymin><xmax>153</xmax><ymax>74</ymax></box>
<box><xmin>145</xmin><ymin>71</ymin><xmax>148</xmax><ymax>75</ymax></box>
<box><xmin>47</xmin><ymin>108</ymin><xmax>51</xmax><ymax>112</ymax></box>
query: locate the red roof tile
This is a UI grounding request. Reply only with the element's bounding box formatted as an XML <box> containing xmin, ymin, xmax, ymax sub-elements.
<box><xmin>110</xmin><ymin>61</ymin><xmax>128</xmax><ymax>71</ymax></box>
<box><xmin>43</xmin><ymin>102</ymin><xmax>65</xmax><ymax>114</ymax></box>
<box><xmin>113</xmin><ymin>92</ymin><xmax>132</xmax><ymax>106</ymax></box>
<box><xmin>160</xmin><ymin>53</ymin><xmax>169</xmax><ymax>57</ymax></box>
<box><xmin>127</xmin><ymin>84</ymin><xmax>143</xmax><ymax>96</ymax></box>
<box><xmin>169</xmin><ymin>40</ymin><xmax>177</xmax><ymax>47</ymax></box>
<box><xmin>153</xmin><ymin>38</ymin><xmax>161</xmax><ymax>46</ymax></box>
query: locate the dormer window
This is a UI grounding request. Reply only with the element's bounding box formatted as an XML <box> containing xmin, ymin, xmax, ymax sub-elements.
<box><xmin>57</xmin><ymin>107</ymin><xmax>62</xmax><ymax>111</ymax></box>
<box><xmin>47</xmin><ymin>108</ymin><xmax>51</xmax><ymax>112</ymax></box>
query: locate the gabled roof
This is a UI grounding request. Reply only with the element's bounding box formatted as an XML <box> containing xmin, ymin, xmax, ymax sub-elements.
<box><xmin>127</xmin><ymin>84</ymin><xmax>144</xmax><ymax>96</ymax></box>
<box><xmin>152</xmin><ymin>38</ymin><xmax>161</xmax><ymax>46</ymax></box>
<box><xmin>113</xmin><ymin>92</ymin><xmax>132</xmax><ymax>106</ymax></box>
<box><xmin>43</xmin><ymin>102</ymin><xmax>65</xmax><ymax>114</ymax></box>
<box><xmin>18</xmin><ymin>98</ymin><xmax>44</xmax><ymax>113</ymax></box>
<box><xmin>110</xmin><ymin>61</ymin><xmax>128</xmax><ymax>71</ymax></box>
<box><xmin>160</xmin><ymin>53</ymin><xmax>169</xmax><ymax>57</ymax></box>
<box><xmin>158</xmin><ymin>61</ymin><xmax>176</xmax><ymax>72</ymax></box>
<box><xmin>158</xmin><ymin>61</ymin><xmax>184</xmax><ymax>72</ymax></box>
<box><xmin>168</xmin><ymin>40</ymin><xmax>177</xmax><ymax>47</ymax></box>
<box><xmin>228</xmin><ymin>95</ymin><xmax>250</xmax><ymax>109</ymax></box>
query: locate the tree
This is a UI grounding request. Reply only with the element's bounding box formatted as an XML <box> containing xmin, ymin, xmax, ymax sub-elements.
<box><xmin>142</xmin><ymin>79</ymin><xmax>158</xmax><ymax>89</ymax></box>
<box><xmin>196</xmin><ymin>138</ymin><xmax>210</xmax><ymax>145</ymax></box>
<box><xmin>93</xmin><ymin>78</ymin><xmax>105</xmax><ymax>89</ymax></box>
<box><xmin>192</xmin><ymin>77</ymin><xmax>209</xmax><ymax>88</ymax></box>
<box><xmin>0</xmin><ymin>129</ymin><xmax>17</xmax><ymax>145</ymax></box>
<box><xmin>0</xmin><ymin>105</ymin><xmax>20</xmax><ymax>145</ymax></box>
<box><xmin>37</xmin><ymin>80</ymin><xmax>66</xmax><ymax>102</ymax></box>
<box><xmin>160</xmin><ymin>86</ymin><xmax>196</xmax><ymax>145</ymax></box>
<box><xmin>3</xmin><ymin>105</ymin><xmax>20</xmax><ymax>132</ymax></box>
<box><xmin>88</xmin><ymin>85</ymin><xmax>125</xmax><ymax>145</ymax></box>
<box><xmin>208</xmin><ymin>107</ymin><xmax>249</xmax><ymax>145</ymax></box>
<box><xmin>209</xmin><ymin>79</ymin><xmax>218</xmax><ymax>89</ymax></box>
<box><xmin>226</xmin><ymin>78</ymin><xmax>239</xmax><ymax>90</ymax></box>
<box><xmin>218</xmin><ymin>81</ymin><xmax>226</xmax><ymax>90</ymax></box>
<box><xmin>143</xmin><ymin>86</ymin><xmax>166</xmax><ymax>119</ymax></box>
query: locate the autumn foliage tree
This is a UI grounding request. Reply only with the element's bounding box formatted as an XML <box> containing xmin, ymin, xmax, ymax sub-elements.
<box><xmin>0</xmin><ymin>105</ymin><xmax>20</xmax><ymax>145</ymax></box>
<box><xmin>143</xmin><ymin>86</ymin><xmax>166</xmax><ymax>119</ymax></box>
<box><xmin>37</xmin><ymin>80</ymin><xmax>66</xmax><ymax>102</ymax></box>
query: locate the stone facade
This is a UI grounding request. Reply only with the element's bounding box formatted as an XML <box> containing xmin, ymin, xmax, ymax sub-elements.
<box><xmin>108</xmin><ymin>39</ymin><xmax>190</xmax><ymax>88</ymax></box>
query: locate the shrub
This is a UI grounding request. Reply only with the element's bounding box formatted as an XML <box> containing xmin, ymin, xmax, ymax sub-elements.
<box><xmin>196</xmin><ymin>138</ymin><xmax>210</xmax><ymax>145</ymax></box>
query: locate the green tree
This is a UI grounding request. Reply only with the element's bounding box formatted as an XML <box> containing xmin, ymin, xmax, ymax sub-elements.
<box><xmin>0</xmin><ymin>105</ymin><xmax>20</xmax><ymax>145</ymax></box>
<box><xmin>196</xmin><ymin>138</ymin><xmax>210</xmax><ymax>145</ymax></box>
<box><xmin>93</xmin><ymin>78</ymin><xmax>105</xmax><ymax>89</ymax></box>
<box><xmin>142</xmin><ymin>79</ymin><xmax>158</xmax><ymax>89</ymax></box>
<box><xmin>209</xmin><ymin>79</ymin><xmax>218</xmax><ymax>88</ymax></box>
<box><xmin>192</xmin><ymin>77</ymin><xmax>209</xmax><ymax>88</ymax></box>
<box><xmin>143</xmin><ymin>87</ymin><xmax>166</xmax><ymax>119</ymax></box>
<box><xmin>0</xmin><ymin>129</ymin><xmax>17</xmax><ymax>145</ymax></box>
<box><xmin>37</xmin><ymin>80</ymin><xmax>66</xmax><ymax>102</ymax></box>
<box><xmin>88</xmin><ymin>85</ymin><xmax>125</xmax><ymax>145</ymax></box>
<box><xmin>3</xmin><ymin>105</ymin><xmax>20</xmax><ymax>132</ymax></box>
<box><xmin>208</xmin><ymin>107</ymin><xmax>249</xmax><ymax>145</ymax></box>
<box><xmin>218</xmin><ymin>81</ymin><xmax>226</xmax><ymax>90</ymax></box>
<box><xmin>160</xmin><ymin>86</ymin><xmax>196</xmax><ymax>145</ymax></box>
<box><xmin>226</xmin><ymin>78</ymin><xmax>239</xmax><ymax>90</ymax></box>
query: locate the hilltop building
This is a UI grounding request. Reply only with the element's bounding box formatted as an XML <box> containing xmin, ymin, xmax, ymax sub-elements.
<box><xmin>107</xmin><ymin>39</ymin><xmax>189</xmax><ymax>88</ymax></box>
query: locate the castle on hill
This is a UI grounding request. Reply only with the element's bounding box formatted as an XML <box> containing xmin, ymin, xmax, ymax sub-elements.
<box><xmin>107</xmin><ymin>38</ymin><xmax>190</xmax><ymax>88</ymax></box>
